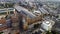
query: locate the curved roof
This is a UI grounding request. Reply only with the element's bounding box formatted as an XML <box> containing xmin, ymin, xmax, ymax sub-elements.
<box><xmin>14</xmin><ymin>5</ymin><xmax>36</xmax><ymax>18</ymax></box>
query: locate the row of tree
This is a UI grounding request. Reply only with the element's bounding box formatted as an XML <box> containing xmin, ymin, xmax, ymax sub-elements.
<box><xmin>0</xmin><ymin>3</ymin><xmax>14</xmax><ymax>8</ymax></box>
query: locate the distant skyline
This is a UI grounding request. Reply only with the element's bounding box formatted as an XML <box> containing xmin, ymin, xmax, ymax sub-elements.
<box><xmin>0</xmin><ymin>0</ymin><xmax>60</xmax><ymax>1</ymax></box>
<box><xmin>0</xmin><ymin>0</ymin><xmax>20</xmax><ymax>2</ymax></box>
<box><xmin>0</xmin><ymin>0</ymin><xmax>60</xmax><ymax>2</ymax></box>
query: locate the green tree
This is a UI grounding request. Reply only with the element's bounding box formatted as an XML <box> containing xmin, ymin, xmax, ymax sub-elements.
<box><xmin>4</xmin><ymin>3</ymin><xmax>14</xmax><ymax>8</ymax></box>
<box><xmin>46</xmin><ymin>31</ymin><xmax>58</xmax><ymax>34</ymax></box>
<box><xmin>46</xmin><ymin>31</ymin><xmax>52</xmax><ymax>34</ymax></box>
<box><xmin>0</xmin><ymin>32</ymin><xmax>3</xmax><ymax>34</ymax></box>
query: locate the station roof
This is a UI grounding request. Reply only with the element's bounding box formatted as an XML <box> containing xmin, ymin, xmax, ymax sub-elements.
<box><xmin>14</xmin><ymin>5</ymin><xmax>36</xmax><ymax>18</ymax></box>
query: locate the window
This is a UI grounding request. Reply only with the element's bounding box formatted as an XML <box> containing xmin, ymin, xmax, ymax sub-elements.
<box><xmin>0</xmin><ymin>12</ymin><xmax>7</xmax><ymax>15</ymax></box>
<box><xmin>8</xmin><ymin>8</ymin><xmax>13</xmax><ymax>10</ymax></box>
<box><xmin>10</xmin><ymin>11</ymin><xmax>14</xmax><ymax>14</ymax></box>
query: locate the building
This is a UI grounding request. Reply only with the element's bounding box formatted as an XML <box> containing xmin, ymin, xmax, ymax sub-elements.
<box><xmin>0</xmin><ymin>8</ymin><xmax>15</xmax><ymax>19</ymax></box>
<box><xmin>40</xmin><ymin>20</ymin><xmax>55</xmax><ymax>32</ymax></box>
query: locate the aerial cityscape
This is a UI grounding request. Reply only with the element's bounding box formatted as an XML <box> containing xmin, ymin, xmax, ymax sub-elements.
<box><xmin>0</xmin><ymin>0</ymin><xmax>60</xmax><ymax>34</ymax></box>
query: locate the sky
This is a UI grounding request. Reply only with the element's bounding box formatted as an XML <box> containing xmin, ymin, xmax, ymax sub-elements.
<box><xmin>0</xmin><ymin>0</ymin><xmax>60</xmax><ymax>1</ymax></box>
<box><xmin>41</xmin><ymin>0</ymin><xmax>60</xmax><ymax>1</ymax></box>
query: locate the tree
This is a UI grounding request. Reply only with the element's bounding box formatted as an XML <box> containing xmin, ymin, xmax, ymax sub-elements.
<box><xmin>0</xmin><ymin>32</ymin><xmax>3</xmax><ymax>34</ymax></box>
<box><xmin>4</xmin><ymin>3</ymin><xmax>14</xmax><ymax>8</ymax></box>
<box><xmin>46</xmin><ymin>31</ymin><xmax>58</xmax><ymax>34</ymax></box>
<box><xmin>46</xmin><ymin>31</ymin><xmax>52</xmax><ymax>34</ymax></box>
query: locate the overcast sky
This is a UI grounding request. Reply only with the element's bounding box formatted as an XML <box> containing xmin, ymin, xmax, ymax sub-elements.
<box><xmin>0</xmin><ymin>0</ymin><xmax>60</xmax><ymax>1</ymax></box>
<box><xmin>39</xmin><ymin>0</ymin><xmax>60</xmax><ymax>1</ymax></box>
